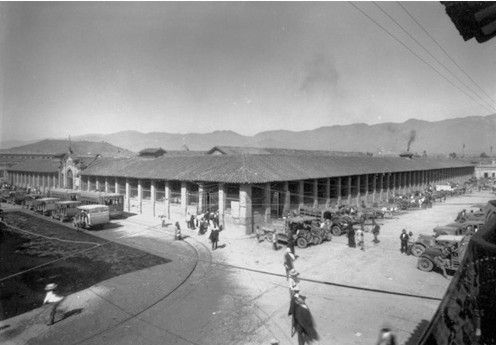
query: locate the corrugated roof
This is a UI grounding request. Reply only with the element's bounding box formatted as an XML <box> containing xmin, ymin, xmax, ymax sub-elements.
<box><xmin>7</xmin><ymin>159</ymin><xmax>61</xmax><ymax>173</ymax></box>
<box><xmin>80</xmin><ymin>154</ymin><xmax>474</xmax><ymax>184</ymax></box>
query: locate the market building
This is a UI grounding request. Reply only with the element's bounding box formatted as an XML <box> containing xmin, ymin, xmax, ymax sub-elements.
<box><xmin>4</xmin><ymin>147</ymin><xmax>475</xmax><ymax>234</ymax></box>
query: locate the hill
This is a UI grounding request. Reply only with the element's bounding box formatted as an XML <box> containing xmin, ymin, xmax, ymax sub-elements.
<box><xmin>72</xmin><ymin>113</ymin><xmax>496</xmax><ymax>154</ymax></box>
<box><xmin>0</xmin><ymin>139</ymin><xmax>133</xmax><ymax>157</ymax></box>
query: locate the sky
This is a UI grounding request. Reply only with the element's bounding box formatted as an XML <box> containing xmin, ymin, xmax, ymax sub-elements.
<box><xmin>1</xmin><ymin>2</ymin><xmax>496</xmax><ymax>141</ymax></box>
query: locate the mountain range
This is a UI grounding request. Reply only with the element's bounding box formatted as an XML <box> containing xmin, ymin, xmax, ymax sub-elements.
<box><xmin>2</xmin><ymin>113</ymin><xmax>496</xmax><ymax>154</ymax></box>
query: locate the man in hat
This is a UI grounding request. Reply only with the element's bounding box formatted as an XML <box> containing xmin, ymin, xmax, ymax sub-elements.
<box><xmin>399</xmin><ymin>229</ymin><xmax>409</xmax><ymax>254</ymax></box>
<box><xmin>43</xmin><ymin>283</ymin><xmax>65</xmax><ymax>326</ymax></box>
<box><xmin>288</xmin><ymin>269</ymin><xmax>300</xmax><ymax>298</ymax></box>
<box><xmin>288</xmin><ymin>289</ymin><xmax>319</xmax><ymax>345</ymax></box>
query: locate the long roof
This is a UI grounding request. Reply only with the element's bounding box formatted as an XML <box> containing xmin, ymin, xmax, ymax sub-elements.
<box><xmin>79</xmin><ymin>154</ymin><xmax>474</xmax><ymax>184</ymax></box>
<box><xmin>7</xmin><ymin>159</ymin><xmax>60</xmax><ymax>173</ymax></box>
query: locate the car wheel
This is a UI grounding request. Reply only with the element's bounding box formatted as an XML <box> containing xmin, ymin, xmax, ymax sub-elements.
<box><xmin>331</xmin><ymin>225</ymin><xmax>342</xmax><ymax>236</ymax></box>
<box><xmin>312</xmin><ymin>235</ymin><xmax>322</xmax><ymax>245</ymax></box>
<box><xmin>325</xmin><ymin>232</ymin><xmax>333</xmax><ymax>241</ymax></box>
<box><xmin>410</xmin><ymin>244</ymin><xmax>426</xmax><ymax>257</ymax></box>
<box><xmin>418</xmin><ymin>257</ymin><xmax>434</xmax><ymax>272</ymax></box>
<box><xmin>296</xmin><ymin>237</ymin><xmax>308</xmax><ymax>249</ymax></box>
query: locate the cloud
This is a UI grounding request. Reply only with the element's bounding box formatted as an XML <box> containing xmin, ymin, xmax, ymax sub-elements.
<box><xmin>300</xmin><ymin>53</ymin><xmax>339</xmax><ymax>94</ymax></box>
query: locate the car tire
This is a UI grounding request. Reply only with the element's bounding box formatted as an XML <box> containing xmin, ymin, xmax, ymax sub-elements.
<box><xmin>296</xmin><ymin>237</ymin><xmax>308</xmax><ymax>249</ymax></box>
<box><xmin>418</xmin><ymin>257</ymin><xmax>434</xmax><ymax>272</ymax></box>
<box><xmin>331</xmin><ymin>225</ymin><xmax>342</xmax><ymax>236</ymax></box>
<box><xmin>410</xmin><ymin>244</ymin><xmax>426</xmax><ymax>257</ymax></box>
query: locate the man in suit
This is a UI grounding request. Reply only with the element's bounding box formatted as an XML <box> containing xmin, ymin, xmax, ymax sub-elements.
<box><xmin>400</xmin><ymin>229</ymin><xmax>409</xmax><ymax>254</ymax></box>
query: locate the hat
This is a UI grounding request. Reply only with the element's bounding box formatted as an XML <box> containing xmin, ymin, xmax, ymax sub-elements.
<box><xmin>45</xmin><ymin>283</ymin><xmax>57</xmax><ymax>291</ymax></box>
<box><xmin>289</xmin><ymin>269</ymin><xmax>299</xmax><ymax>277</ymax></box>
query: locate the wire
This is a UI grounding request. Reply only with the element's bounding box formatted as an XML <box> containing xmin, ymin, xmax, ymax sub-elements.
<box><xmin>396</xmin><ymin>1</ymin><xmax>496</xmax><ymax>107</ymax></box>
<box><xmin>348</xmin><ymin>2</ymin><xmax>495</xmax><ymax>114</ymax></box>
<box><xmin>372</xmin><ymin>2</ymin><xmax>496</xmax><ymax>112</ymax></box>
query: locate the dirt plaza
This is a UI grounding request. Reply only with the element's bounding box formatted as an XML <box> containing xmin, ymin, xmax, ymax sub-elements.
<box><xmin>0</xmin><ymin>190</ymin><xmax>494</xmax><ymax>345</ymax></box>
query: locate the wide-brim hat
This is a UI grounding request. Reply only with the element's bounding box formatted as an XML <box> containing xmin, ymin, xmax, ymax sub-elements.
<box><xmin>289</xmin><ymin>269</ymin><xmax>299</xmax><ymax>277</ymax></box>
<box><xmin>45</xmin><ymin>283</ymin><xmax>57</xmax><ymax>291</ymax></box>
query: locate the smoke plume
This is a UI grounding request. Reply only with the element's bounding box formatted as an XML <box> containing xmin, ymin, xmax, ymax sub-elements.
<box><xmin>407</xmin><ymin>130</ymin><xmax>416</xmax><ymax>152</ymax></box>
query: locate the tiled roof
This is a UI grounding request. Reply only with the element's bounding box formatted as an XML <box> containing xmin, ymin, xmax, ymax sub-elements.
<box><xmin>7</xmin><ymin>159</ymin><xmax>61</xmax><ymax>173</ymax></box>
<box><xmin>80</xmin><ymin>154</ymin><xmax>474</xmax><ymax>184</ymax></box>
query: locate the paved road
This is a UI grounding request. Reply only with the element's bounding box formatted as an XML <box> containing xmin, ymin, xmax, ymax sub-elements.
<box><xmin>1</xmin><ymin>191</ymin><xmax>494</xmax><ymax>345</ymax></box>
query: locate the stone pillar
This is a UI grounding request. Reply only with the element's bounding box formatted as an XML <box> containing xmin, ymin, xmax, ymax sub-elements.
<box><xmin>198</xmin><ymin>182</ymin><xmax>205</xmax><ymax>214</ymax></box>
<box><xmin>42</xmin><ymin>174</ymin><xmax>46</xmax><ymax>193</ymax></box>
<box><xmin>325</xmin><ymin>178</ymin><xmax>331</xmax><ymax>208</ymax></box>
<box><xmin>364</xmin><ymin>174</ymin><xmax>369</xmax><ymax>204</ymax></box>
<box><xmin>165</xmin><ymin>181</ymin><xmax>171</xmax><ymax>219</ymax></box>
<box><xmin>372</xmin><ymin>174</ymin><xmax>377</xmax><ymax>203</ymax></box>
<box><xmin>125</xmin><ymin>179</ymin><xmax>130</xmax><ymax>212</ymax></box>
<box><xmin>313</xmin><ymin>179</ymin><xmax>319</xmax><ymax>208</ymax></box>
<box><xmin>356</xmin><ymin>175</ymin><xmax>361</xmax><ymax>207</ymax></box>
<box><xmin>239</xmin><ymin>184</ymin><xmax>253</xmax><ymax>234</ymax></box>
<box><xmin>392</xmin><ymin>173</ymin><xmax>396</xmax><ymax>195</ymax></box>
<box><xmin>283</xmin><ymin>181</ymin><xmax>290</xmax><ymax>215</ymax></box>
<box><xmin>181</xmin><ymin>181</ymin><xmax>188</xmax><ymax>216</ymax></box>
<box><xmin>337</xmin><ymin>177</ymin><xmax>342</xmax><ymax>205</ymax></box>
<box><xmin>151</xmin><ymin>180</ymin><xmax>156</xmax><ymax>217</ymax></box>
<box><xmin>104</xmin><ymin>177</ymin><xmax>109</xmax><ymax>193</ymax></box>
<box><xmin>137</xmin><ymin>180</ymin><xmax>143</xmax><ymax>214</ymax></box>
<box><xmin>347</xmin><ymin>176</ymin><xmax>352</xmax><ymax>204</ymax></box>
<box><xmin>87</xmin><ymin>177</ymin><xmax>91</xmax><ymax>191</ymax></box>
<box><xmin>264</xmin><ymin>182</ymin><xmax>271</xmax><ymax>222</ymax></box>
<box><xmin>218</xmin><ymin>183</ymin><xmax>226</xmax><ymax>226</ymax></box>
<box><xmin>298</xmin><ymin>180</ymin><xmax>304</xmax><ymax>208</ymax></box>
<box><xmin>379</xmin><ymin>173</ymin><xmax>384</xmax><ymax>202</ymax></box>
<box><xmin>115</xmin><ymin>179</ymin><xmax>120</xmax><ymax>194</ymax></box>
<box><xmin>95</xmin><ymin>178</ymin><xmax>100</xmax><ymax>192</ymax></box>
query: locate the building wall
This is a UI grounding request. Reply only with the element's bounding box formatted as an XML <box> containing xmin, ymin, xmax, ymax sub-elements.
<box><xmin>475</xmin><ymin>165</ymin><xmax>496</xmax><ymax>179</ymax></box>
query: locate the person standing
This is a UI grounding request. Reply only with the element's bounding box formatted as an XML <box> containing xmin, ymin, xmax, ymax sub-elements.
<box><xmin>288</xmin><ymin>269</ymin><xmax>300</xmax><ymax>298</ymax></box>
<box><xmin>175</xmin><ymin>221</ymin><xmax>182</xmax><ymax>240</ymax></box>
<box><xmin>284</xmin><ymin>246</ymin><xmax>296</xmax><ymax>280</ymax></box>
<box><xmin>287</xmin><ymin>230</ymin><xmax>296</xmax><ymax>256</ymax></box>
<box><xmin>43</xmin><ymin>283</ymin><xmax>65</xmax><ymax>326</ymax></box>
<box><xmin>288</xmin><ymin>288</ymin><xmax>319</xmax><ymax>345</ymax></box>
<box><xmin>356</xmin><ymin>227</ymin><xmax>365</xmax><ymax>251</ymax></box>
<box><xmin>372</xmin><ymin>220</ymin><xmax>380</xmax><ymax>244</ymax></box>
<box><xmin>375</xmin><ymin>326</ymin><xmax>397</xmax><ymax>345</ymax></box>
<box><xmin>400</xmin><ymin>229</ymin><xmax>409</xmax><ymax>254</ymax></box>
<box><xmin>433</xmin><ymin>246</ymin><xmax>453</xmax><ymax>279</ymax></box>
<box><xmin>347</xmin><ymin>223</ymin><xmax>356</xmax><ymax>248</ymax></box>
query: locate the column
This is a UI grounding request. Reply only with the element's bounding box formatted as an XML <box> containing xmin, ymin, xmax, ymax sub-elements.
<box><xmin>218</xmin><ymin>183</ymin><xmax>226</xmax><ymax>226</ymax></box>
<box><xmin>95</xmin><ymin>178</ymin><xmax>100</xmax><ymax>192</ymax></box>
<box><xmin>378</xmin><ymin>173</ymin><xmax>384</xmax><ymax>202</ymax></box>
<box><xmin>364</xmin><ymin>174</ymin><xmax>369</xmax><ymax>204</ymax></box>
<box><xmin>325</xmin><ymin>178</ymin><xmax>331</xmax><ymax>208</ymax></box>
<box><xmin>115</xmin><ymin>179</ymin><xmax>120</xmax><ymax>194</ymax></box>
<box><xmin>41</xmin><ymin>174</ymin><xmax>46</xmax><ymax>193</ymax></box>
<box><xmin>264</xmin><ymin>182</ymin><xmax>271</xmax><ymax>222</ymax></box>
<box><xmin>337</xmin><ymin>177</ymin><xmax>342</xmax><ymax>205</ymax></box>
<box><xmin>137</xmin><ymin>180</ymin><xmax>143</xmax><ymax>214</ymax></box>
<box><xmin>298</xmin><ymin>180</ymin><xmax>304</xmax><ymax>207</ymax></box>
<box><xmin>165</xmin><ymin>181</ymin><xmax>171</xmax><ymax>219</ymax></box>
<box><xmin>347</xmin><ymin>176</ymin><xmax>352</xmax><ymax>204</ymax></box>
<box><xmin>239</xmin><ymin>184</ymin><xmax>253</xmax><ymax>234</ymax></box>
<box><xmin>356</xmin><ymin>175</ymin><xmax>361</xmax><ymax>207</ymax></box>
<box><xmin>87</xmin><ymin>177</ymin><xmax>91</xmax><ymax>191</ymax></box>
<box><xmin>198</xmin><ymin>183</ymin><xmax>205</xmax><ymax>214</ymax></box>
<box><xmin>125</xmin><ymin>178</ymin><xmax>130</xmax><ymax>212</ymax></box>
<box><xmin>313</xmin><ymin>179</ymin><xmax>318</xmax><ymax>208</ymax></box>
<box><xmin>391</xmin><ymin>173</ymin><xmax>396</xmax><ymax>195</ymax></box>
<box><xmin>283</xmin><ymin>181</ymin><xmax>290</xmax><ymax>215</ymax></box>
<box><xmin>372</xmin><ymin>174</ymin><xmax>377</xmax><ymax>203</ymax></box>
<box><xmin>151</xmin><ymin>180</ymin><xmax>156</xmax><ymax>217</ymax></box>
<box><xmin>104</xmin><ymin>177</ymin><xmax>109</xmax><ymax>193</ymax></box>
<box><xmin>180</xmin><ymin>181</ymin><xmax>188</xmax><ymax>216</ymax></box>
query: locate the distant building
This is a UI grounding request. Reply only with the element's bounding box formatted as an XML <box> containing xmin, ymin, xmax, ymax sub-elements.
<box><xmin>475</xmin><ymin>161</ymin><xmax>496</xmax><ymax>179</ymax></box>
<box><xmin>5</xmin><ymin>146</ymin><xmax>475</xmax><ymax>234</ymax></box>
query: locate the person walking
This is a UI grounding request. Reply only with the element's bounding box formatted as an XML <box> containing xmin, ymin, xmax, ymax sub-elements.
<box><xmin>375</xmin><ymin>326</ymin><xmax>397</xmax><ymax>345</ymax></box>
<box><xmin>288</xmin><ymin>288</ymin><xmax>319</xmax><ymax>345</ymax></box>
<box><xmin>284</xmin><ymin>246</ymin><xmax>296</xmax><ymax>280</ymax></box>
<box><xmin>287</xmin><ymin>230</ymin><xmax>296</xmax><ymax>256</ymax></box>
<box><xmin>288</xmin><ymin>269</ymin><xmax>300</xmax><ymax>298</ymax></box>
<box><xmin>209</xmin><ymin>224</ymin><xmax>219</xmax><ymax>250</ymax></box>
<box><xmin>372</xmin><ymin>219</ymin><xmax>380</xmax><ymax>244</ymax></box>
<box><xmin>400</xmin><ymin>229</ymin><xmax>409</xmax><ymax>254</ymax></box>
<box><xmin>43</xmin><ymin>283</ymin><xmax>65</xmax><ymax>326</ymax></box>
<box><xmin>174</xmin><ymin>221</ymin><xmax>182</xmax><ymax>240</ymax></box>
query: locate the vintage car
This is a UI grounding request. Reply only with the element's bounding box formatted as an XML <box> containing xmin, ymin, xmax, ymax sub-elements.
<box><xmin>433</xmin><ymin>220</ymin><xmax>483</xmax><ymax>236</ymax></box>
<box><xmin>410</xmin><ymin>233</ymin><xmax>469</xmax><ymax>257</ymax></box>
<box><xmin>73</xmin><ymin>204</ymin><xmax>110</xmax><ymax>230</ymax></box>
<box><xmin>24</xmin><ymin>194</ymin><xmax>43</xmax><ymax>210</ymax></box>
<box><xmin>34</xmin><ymin>197</ymin><xmax>60</xmax><ymax>216</ymax></box>
<box><xmin>417</xmin><ymin>235</ymin><xmax>470</xmax><ymax>273</ymax></box>
<box><xmin>52</xmin><ymin>200</ymin><xmax>81</xmax><ymax>222</ymax></box>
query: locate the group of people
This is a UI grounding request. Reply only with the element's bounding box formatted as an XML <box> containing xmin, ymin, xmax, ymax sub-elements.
<box><xmin>346</xmin><ymin>219</ymin><xmax>381</xmax><ymax>251</ymax></box>
<box><xmin>283</xmin><ymin>246</ymin><xmax>319</xmax><ymax>345</ymax></box>
<box><xmin>168</xmin><ymin>211</ymin><xmax>222</xmax><ymax>250</ymax></box>
<box><xmin>399</xmin><ymin>229</ymin><xmax>415</xmax><ymax>254</ymax></box>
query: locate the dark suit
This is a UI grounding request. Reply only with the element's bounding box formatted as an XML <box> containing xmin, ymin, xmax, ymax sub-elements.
<box><xmin>400</xmin><ymin>233</ymin><xmax>409</xmax><ymax>253</ymax></box>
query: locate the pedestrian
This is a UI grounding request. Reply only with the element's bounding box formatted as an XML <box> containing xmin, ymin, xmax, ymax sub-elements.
<box><xmin>399</xmin><ymin>229</ymin><xmax>409</xmax><ymax>254</ymax></box>
<box><xmin>272</xmin><ymin>231</ymin><xmax>279</xmax><ymax>251</ymax></box>
<box><xmin>287</xmin><ymin>230</ymin><xmax>296</xmax><ymax>256</ymax></box>
<box><xmin>356</xmin><ymin>227</ymin><xmax>365</xmax><ymax>251</ymax></box>
<box><xmin>288</xmin><ymin>269</ymin><xmax>300</xmax><ymax>298</ymax></box>
<box><xmin>209</xmin><ymin>224</ymin><xmax>219</xmax><ymax>250</ymax></box>
<box><xmin>407</xmin><ymin>231</ymin><xmax>415</xmax><ymax>255</ymax></box>
<box><xmin>433</xmin><ymin>246</ymin><xmax>453</xmax><ymax>279</ymax></box>
<box><xmin>284</xmin><ymin>246</ymin><xmax>296</xmax><ymax>280</ymax></box>
<box><xmin>288</xmin><ymin>288</ymin><xmax>319</xmax><ymax>345</ymax></box>
<box><xmin>375</xmin><ymin>325</ymin><xmax>397</xmax><ymax>345</ymax></box>
<box><xmin>175</xmin><ymin>221</ymin><xmax>182</xmax><ymax>240</ymax></box>
<box><xmin>43</xmin><ymin>283</ymin><xmax>65</xmax><ymax>326</ymax></box>
<box><xmin>189</xmin><ymin>214</ymin><xmax>196</xmax><ymax>229</ymax></box>
<box><xmin>347</xmin><ymin>223</ymin><xmax>356</xmax><ymax>248</ymax></box>
<box><xmin>372</xmin><ymin>219</ymin><xmax>380</xmax><ymax>244</ymax></box>
<box><xmin>185</xmin><ymin>213</ymin><xmax>190</xmax><ymax>229</ymax></box>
